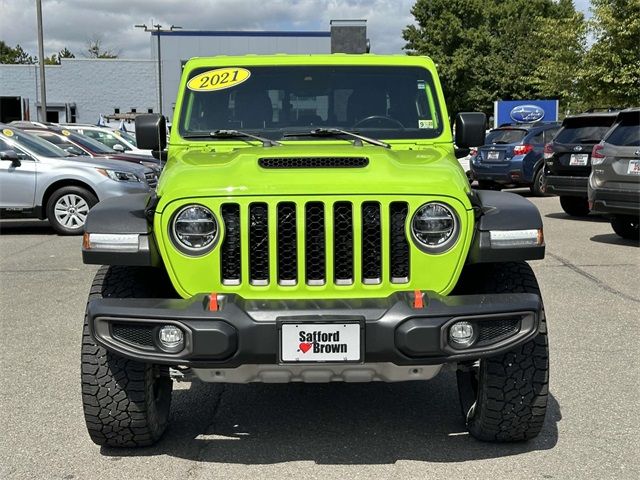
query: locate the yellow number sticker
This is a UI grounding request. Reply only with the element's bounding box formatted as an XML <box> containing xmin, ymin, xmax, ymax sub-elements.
<box><xmin>2</xmin><ymin>128</ymin><xmax>14</xmax><ymax>137</ymax></box>
<box><xmin>187</xmin><ymin>68</ymin><xmax>251</xmax><ymax>92</ymax></box>
<box><xmin>61</xmin><ymin>129</ymin><xmax>71</xmax><ymax>136</ymax></box>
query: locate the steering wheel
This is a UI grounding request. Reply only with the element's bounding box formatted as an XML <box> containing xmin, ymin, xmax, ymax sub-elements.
<box><xmin>352</xmin><ymin>115</ymin><xmax>405</xmax><ymax>129</ymax></box>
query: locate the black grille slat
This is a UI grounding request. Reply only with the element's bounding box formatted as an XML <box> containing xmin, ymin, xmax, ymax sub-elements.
<box><xmin>259</xmin><ymin>157</ymin><xmax>368</xmax><ymax>169</ymax></box>
<box><xmin>477</xmin><ymin>318</ymin><xmax>521</xmax><ymax>345</ymax></box>
<box><xmin>333</xmin><ymin>202</ymin><xmax>353</xmax><ymax>284</ymax></box>
<box><xmin>277</xmin><ymin>203</ymin><xmax>297</xmax><ymax>285</ymax></box>
<box><xmin>361</xmin><ymin>202</ymin><xmax>382</xmax><ymax>283</ymax></box>
<box><xmin>249</xmin><ymin>203</ymin><xmax>269</xmax><ymax>285</ymax></box>
<box><xmin>221</xmin><ymin>204</ymin><xmax>241</xmax><ymax>285</ymax></box>
<box><xmin>145</xmin><ymin>172</ymin><xmax>158</xmax><ymax>188</ymax></box>
<box><xmin>389</xmin><ymin>202</ymin><xmax>410</xmax><ymax>282</ymax></box>
<box><xmin>112</xmin><ymin>324</ymin><xmax>154</xmax><ymax>348</ymax></box>
<box><xmin>305</xmin><ymin>202</ymin><xmax>326</xmax><ymax>284</ymax></box>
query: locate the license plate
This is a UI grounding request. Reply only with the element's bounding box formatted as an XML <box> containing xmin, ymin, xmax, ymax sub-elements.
<box><xmin>487</xmin><ymin>151</ymin><xmax>500</xmax><ymax>161</ymax></box>
<box><xmin>280</xmin><ymin>322</ymin><xmax>361</xmax><ymax>362</ymax></box>
<box><xmin>627</xmin><ymin>160</ymin><xmax>640</xmax><ymax>175</ymax></box>
<box><xmin>569</xmin><ymin>153</ymin><xmax>589</xmax><ymax>166</ymax></box>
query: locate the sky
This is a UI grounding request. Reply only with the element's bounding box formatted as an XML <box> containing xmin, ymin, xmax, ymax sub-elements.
<box><xmin>0</xmin><ymin>0</ymin><xmax>593</xmax><ymax>60</ymax></box>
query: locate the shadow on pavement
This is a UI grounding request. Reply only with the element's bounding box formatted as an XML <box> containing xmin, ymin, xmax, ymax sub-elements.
<box><xmin>545</xmin><ymin>212</ymin><xmax>607</xmax><ymax>223</ymax></box>
<box><xmin>0</xmin><ymin>219</ymin><xmax>56</xmax><ymax>235</ymax></box>
<box><xmin>102</xmin><ymin>371</ymin><xmax>560</xmax><ymax>464</ymax></box>
<box><xmin>590</xmin><ymin>233</ymin><xmax>639</xmax><ymax>247</ymax></box>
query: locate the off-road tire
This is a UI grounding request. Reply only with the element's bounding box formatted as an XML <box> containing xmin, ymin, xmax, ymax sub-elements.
<box><xmin>453</xmin><ymin>262</ymin><xmax>549</xmax><ymax>442</ymax></box>
<box><xmin>530</xmin><ymin>167</ymin><xmax>546</xmax><ymax>197</ymax></box>
<box><xmin>610</xmin><ymin>215</ymin><xmax>640</xmax><ymax>240</ymax></box>
<box><xmin>46</xmin><ymin>186</ymin><xmax>98</xmax><ymax>235</ymax></box>
<box><xmin>81</xmin><ymin>266</ymin><xmax>175</xmax><ymax>447</ymax></box>
<box><xmin>559</xmin><ymin>195</ymin><xmax>589</xmax><ymax>217</ymax></box>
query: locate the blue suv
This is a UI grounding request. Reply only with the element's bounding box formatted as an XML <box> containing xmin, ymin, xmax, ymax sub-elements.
<box><xmin>471</xmin><ymin>123</ymin><xmax>560</xmax><ymax>196</ymax></box>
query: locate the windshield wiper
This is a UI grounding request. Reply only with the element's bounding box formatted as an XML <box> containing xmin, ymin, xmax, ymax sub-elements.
<box><xmin>283</xmin><ymin>128</ymin><xmax>390</xmax><ymax>149</ymax></box>
<box><xmin>183</xmin><ymin>130</ymin><xmax>280</xmax><ymax>147</ymax></box>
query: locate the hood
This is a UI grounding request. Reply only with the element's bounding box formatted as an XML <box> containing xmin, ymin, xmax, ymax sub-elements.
<box><xmin>64</xmin><ymin>155</ymin><xmax>147</xmax><ymax>174</ymax></box>
<box><xmin>155</xmin><ymin>143</ymin><xmax>470</xmax><ymax>212</ymax></box>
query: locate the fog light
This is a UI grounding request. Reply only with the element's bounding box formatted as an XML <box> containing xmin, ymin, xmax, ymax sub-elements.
<box><xmin>158</xmin><ymin>325</ymin><xmax>184</xmax><ymax>351</ymax></box>
<box><xmin>449</xmin><ymin>321</ymin><xmax>474</xmax><ymax>347</ymax></box>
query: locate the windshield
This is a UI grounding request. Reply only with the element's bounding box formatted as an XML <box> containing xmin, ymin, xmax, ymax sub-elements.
<box><xmin>80</xmin><ymin>129</ymin><xmax>130</xmax><ymax>150</ymax></box>
<box><xmin>605</xmin><ymin>116</ymin><xmax>640</xmax><ymax>147</ymax></box>
<box><xmin>117</xmin><ymin>130</ymin><xmax>138</xmax><ymax>147</ymax></box>
<box><xmin>555</xmin><ymin>117</ymin><xmax>617</xmax><ymax>144</ymax></box>
<box><xmin>485</xmin><ymin>129</ymin><xmax>527</xmax><ymax>145</ymax></box>
<box><xmin>179</xmin><ymin>65</ymin><xmax>444</xmax><ymax>141</ymax></box>
<box><xmin>0</xmin><ymin>128</ymin><xmax>69</xmax><ymax>157</ymax></box>
<box><xmin>68</xmin><ymin>132</ymin><xmax>117</xmax><ymax>153</ymax></box>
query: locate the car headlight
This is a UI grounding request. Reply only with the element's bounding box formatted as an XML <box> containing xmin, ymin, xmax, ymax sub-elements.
<box><xmin>171</xmin><ymin>205</ymin><xmax>218</xmax><ymax>254</ymax></box>
<box><xmin>411</xmin><ymin>202</ymin><xmax>459</xmax><ymax>253</ymax></box>
<box><xmin>96</xmin><ymin>168</ymin><xmax>141</xmax><ymax>182</ymax></box>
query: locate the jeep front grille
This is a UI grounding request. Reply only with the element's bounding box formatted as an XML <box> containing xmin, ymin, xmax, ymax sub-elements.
<box><xmin>258</xmin><ymin>157</ymin><xmax>369</xmax><ymax>169</ymax></box>
<box><xmin>219</xmin><ymin>200</ymin><xmax>410</xmax><ymax>287</ymax></box>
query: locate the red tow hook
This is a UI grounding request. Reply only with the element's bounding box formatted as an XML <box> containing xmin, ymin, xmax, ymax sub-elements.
<box><xmin>209</xmin><ymin>292</ymin><xmax>219</xmax><ymax>311</ymax></box>
<box><xmin>413</xmin><ymin>290</ymin><xmax>425</xmax><ymax>309</ymax></box>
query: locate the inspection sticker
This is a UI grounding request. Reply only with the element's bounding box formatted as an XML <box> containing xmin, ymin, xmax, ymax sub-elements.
<box><xmin>2</xmin><ymin>129</ymin><xmax>13</xmax><ymax>137</ymax></box>
<box><xmin>61</xmin><ymin>129</ymin><xmax>71</xmax><ymax>136</ymax></box>
<box><xmin>187</xmin><ymin>67</ymin><xmax>251</xmax><ymax>92</ymax></box>
<box><xmin>418</xmin><ymin>119</ymin><xmax>434</xmax><ymax>129</ymax></box>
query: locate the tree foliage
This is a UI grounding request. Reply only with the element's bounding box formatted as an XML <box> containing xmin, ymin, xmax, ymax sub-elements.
<box><xmin>85</xmin><ymin>37</ymin><xmax>119</xmax><ymax>59</ymax></box>
<box><xmin>0</xmin><ymin>41</ymin><xmax>35</xmax><ymax>64</ymax></box>
<box><xmin>581</xmin><ymin>0</ymin><xmax>640</xmax><ymax>107</ymax></box>
<box><xmin>403</xmin><ymin>0</ymin><xmax>587</xmax><ymax>115</ymax></box>
<box><xmin>44</xmin><ymin>47</ymin><xmax>76</xmax><ymax>65</ymax></box>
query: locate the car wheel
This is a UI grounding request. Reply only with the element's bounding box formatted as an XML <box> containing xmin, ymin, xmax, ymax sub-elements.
<box><xmin>611</xmin><ymin>215</ymin><xmax>640</xmax><ymax>240</ymax></box>
<box><xmin>559</xmin><ymin>196</ymin><xmax>590</xmax><ymax>217</ymax></box>
<box><xmin>530</xmin><ymin>168</ymin><xmax>546</xmax><ymax>197</ymax></box>
<box><xmin>453</xmin><ymin>262</ymin><xmax>549</xmax><ymax>442</ymax></box>
<box><xmin>46</xmin><ymin>186</ymin><xmax>98</xmax><ymax>235</ymax></box>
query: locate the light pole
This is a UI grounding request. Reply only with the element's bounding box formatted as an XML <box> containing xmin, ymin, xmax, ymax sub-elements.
<box><xmin>135</xmin><ymin>24</ymin><xmax>181</xmax><ymax>117</ymax></box>
<box><xmin>35</xmin><ymin>0</ymin><xmax>47</xmax><ymax>121</ymax></box>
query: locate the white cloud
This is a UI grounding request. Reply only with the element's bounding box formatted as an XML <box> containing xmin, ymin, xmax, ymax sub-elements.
<box><xmin>0</xmin><ymin>0</ymin><xmax>590</xmax><ymax>59</ymax></box>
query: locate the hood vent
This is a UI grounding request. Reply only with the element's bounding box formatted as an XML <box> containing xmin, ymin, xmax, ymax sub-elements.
<box><xmin>258</xmin><ymin>157</ymin><xmax>369</xmax><ymax>169</ymax></box>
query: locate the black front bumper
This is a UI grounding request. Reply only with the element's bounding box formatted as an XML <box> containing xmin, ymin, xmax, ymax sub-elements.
<box><xmin>545</xmin><ymin>174</ymin><xmax>588</xmax><ymax>197</ymax></box>
<box><xmin>87</xmin><ymin>291</ymin><xmax>543</xmax><ymax>367</ymax></box>
<box><xmin>590</xmin><ymin>187</ymin><xmax>640</xmax><ymax>216</ymax></box>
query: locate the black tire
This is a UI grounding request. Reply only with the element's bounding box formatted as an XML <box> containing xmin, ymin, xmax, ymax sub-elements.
<box><xmin>477</xmin><ymin>180</ymin><xmax>501</xmax><ymax>191</ymax></box>
<box><xmin>46</xmin><ymin>186</ymin><xmax>98</xmax><ymax>235</ymax></box>
<box><xmin>611</xmin><ymin>215</ymin><xmax>640</xmax><ymax>240</ymax></box>
<box><xmin>530</xmin><ymin>167</ymin><xmax>546</xmax><ymax>197</ymax></box>
<box><xmin>559</xmin><ymin>196</ymin><xmax>590</xmax><ymax>217</ymax></box>
<box><xmin>453</xmin><ymin>262</ymin><xmax>549</xmax><ymax>442</ymax></box>
<box><xmin>81</xmin><ymin>266</ymin><xmax>175</xmax><ymax>447</ymax></box>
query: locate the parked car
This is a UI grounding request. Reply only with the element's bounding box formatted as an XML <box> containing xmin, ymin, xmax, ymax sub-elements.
<box><xmin>588</xmin><ymin>108</ymin><xmax>640</xmax><ymax>240</ymax></box>
<box><xmin>80</xmin><ymin>54</ymin><xmax>550</xmax><ymax>447</ymax></box>
<box><xmin>544</xmin><ymin>111</ymin><xmax>619</xmax><ymax>216</ymax></box>
<box><xmin>0</xmin><ymin>125</ymin><xmax>154</xmax><ymax>235</ymax></box>
<box><xmin>470</xmin><ymin>122</ymin><xmax>560</xmax><ymax>196</ymax></box>
<box><xmin>17</xmin><ymin>125</ymin><xmax>161</xmax><ymax>182</ymax></box>
<box><xmin>60</xmin><ymin>124</ymin><xmax>153</xmax><ymax>156</ymax></box>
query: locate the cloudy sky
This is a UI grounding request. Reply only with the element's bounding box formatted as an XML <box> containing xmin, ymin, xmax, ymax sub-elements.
<box><xmin>1</xmin><ymin>0</ymin><xmax>592</xmax><ymax>59</ymax></box>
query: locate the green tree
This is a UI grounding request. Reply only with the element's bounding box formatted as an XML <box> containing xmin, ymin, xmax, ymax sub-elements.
<box><xmin>0</xmin><ymin>41</ymin><xmax>35</xmax><ymax>64</ymax></box>
<box><xmin>403</xmin><ymin>0</ymin><xmax>587</xmax><ymax>116</ymax></box>
<box><xmin>582</xmin><ymin>0</ymin><xmax>640</xmax><ymax>107</ymax></box>
<box><xmin>44</xmin><ymin>47</ymin><xmax>75</xmax><ymax>65</ymax></box>
<box><xmin>85</xmin><ymin>37</ymin><xmax>118</xmax><ymax>59</ymax></box>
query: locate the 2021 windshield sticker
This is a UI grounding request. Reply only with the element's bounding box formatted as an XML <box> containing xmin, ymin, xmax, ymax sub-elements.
<box><xmin>187</xmin><ymin>67</ymin><xmax>251</xmax><ymax>92</ymax></box>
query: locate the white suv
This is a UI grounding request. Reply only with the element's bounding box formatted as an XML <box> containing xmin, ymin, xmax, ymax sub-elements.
<box><xmin>62</xmin><ymin>125</ymin><xmax>152</xmax><ymax>156</ymax></box>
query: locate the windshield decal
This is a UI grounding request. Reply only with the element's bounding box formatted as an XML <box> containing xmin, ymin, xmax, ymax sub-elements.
<box><xmin>61</xmin><ymin>129</ymin><xmax>71</xmax><ymax>136</ymax></box>
<box><xmin>187</xmin><ymin>67</ymin><xmax>251</xmax><ymax>92</ymax></box>
<box><xmin>418</xmin><ymin>119</ymin><xmax>433</xmax><ymax>129</ymax></box>
<box><xmin>2</xmin><ymin>129</ymin><xmax>14</xmax><ymax>137</ymax></box>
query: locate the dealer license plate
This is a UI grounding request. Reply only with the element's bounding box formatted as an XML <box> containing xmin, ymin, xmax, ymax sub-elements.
<box><xmin>487</xmin><ymin>151</ymin><xmax>500</xmax><ymax>161</ymax></box>
<box><xmin>280</xmin><ymin>323</ymin><xmax>361</xmax><ymax>362</ymax></box>
<box><xmin>627</xmin><ymin>160</ymin><xmax>640</xmax><ymax>175</ymax></box>
<box><xmin>569</xmin><ymin>153</ymin><xmax>589</xmax><ymax>166</ymax></box>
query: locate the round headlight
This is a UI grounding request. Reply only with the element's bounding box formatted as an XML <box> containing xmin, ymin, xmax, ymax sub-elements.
<box><xmin>411</xmin><ymin>202</ymin><xmax>459</xmax><ymax>253</ymax></box>
<box><xmin>171</xmin><ymin>205</ymin><xmax>218</xmax><ymax>254</ymax></box>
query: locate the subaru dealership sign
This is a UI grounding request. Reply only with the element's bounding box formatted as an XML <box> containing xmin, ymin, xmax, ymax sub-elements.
<box><xmin>494</xmin><ymin>100</ymin><xmax>558</xmax><ymax>128</ymax></box>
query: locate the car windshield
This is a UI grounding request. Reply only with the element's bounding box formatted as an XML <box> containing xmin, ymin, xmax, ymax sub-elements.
<box><xmin>117</xmin><ymin>130</ymin><xmax>138</xmax><ymax>147</ymax></box>
<box><xmin>68</xmin><ymin>132</ymin><xmax>117</xmax><ymax>154</ymax></box>
<box><xmin>605</xmin><ymin>117</ymin><xmax>640</xmax><ymax>147</ymax></box>
<box><xmin>179</xmin><ymin>65</ymin><xmax>444</xmax><ymax>141</ymax></box>
<box><xmin>485</xmin><ymin>129</ymin><xmax>527</xmax><ymax>145</ymax></box>
<box><xmin>555</xmin><ymin>117</ymin><xmax>616</xmax><ymax>144</ymax></box>
<box><xmin>0</xmin><ymin>128</ymin><xmax>69</xmax><ymax>157</ymax></box>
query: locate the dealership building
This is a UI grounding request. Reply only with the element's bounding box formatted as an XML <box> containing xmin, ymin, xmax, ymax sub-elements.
<box><xmin>0</xmin><ymin>20</ymin><xmax>367</xmax><ymax>124</ymax></box>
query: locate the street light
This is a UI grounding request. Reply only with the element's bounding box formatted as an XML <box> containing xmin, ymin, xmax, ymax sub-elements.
<box><xmin>36</xmin><ymin>0</ymin><xmax>47</xmax><ymax>121</ymax></box>
<box><xmin>135</xmin><ymin>23</ymin><xmax>182</xmax><ymax>116</ymax></box>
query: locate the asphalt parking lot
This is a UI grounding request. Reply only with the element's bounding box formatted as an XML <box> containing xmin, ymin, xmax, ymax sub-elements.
<box><xmin>1</xmin><ymin>190</ymin><xmax>638</xmax><ymax>480</ymax></box>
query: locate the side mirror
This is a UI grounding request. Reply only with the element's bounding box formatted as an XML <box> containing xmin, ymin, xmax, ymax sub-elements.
<box><xmin>0</xmin><ymin>149</ymin><xmax>21</xmax><ymax>166</ymax></box>
<box><xmin>135</xmin><ymin>114</ymin><xmax>167</xmax><ymax>151</ymax></box>
<box><xmin>112</xmin><ymin>143</ymin><xmax>125</xmax><ymax>152</ymax></box>
<box><xmin>455</xmin><ymin>112</ymin><xmax>486</xmax><ymax>148</ymax></box>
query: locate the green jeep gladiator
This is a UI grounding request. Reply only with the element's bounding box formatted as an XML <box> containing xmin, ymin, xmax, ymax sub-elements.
<box><xmin>81</xmin><ymin>54</ymin><xmax>549</xmax><ymax>447</ymax></box>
